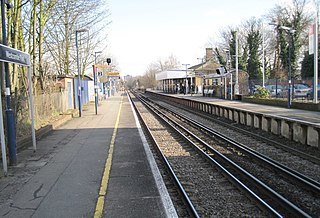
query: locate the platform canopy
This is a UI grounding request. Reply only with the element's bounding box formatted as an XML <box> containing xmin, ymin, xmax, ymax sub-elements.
<box><xmin>155</xmin><ymin>70</ymin><xmax>194</xmax><ymax>81</ymax></box>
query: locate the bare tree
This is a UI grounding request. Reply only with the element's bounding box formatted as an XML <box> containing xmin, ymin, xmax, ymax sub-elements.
<box><xmin>266</xmin><ymin>0</ymin><xmax>312</xmax><ymax>78</ymax></box>
<box><xmin>45</xmin><ymin>0</ymin><xmax>110</xmax><ymax>77</ymax></box>
<box><xmin>139</xmin><ymin>55</ymin><xmax>180</xmax><ymax>88</ymax></box>
<box><xmin>211</xmin><ymin>0</ymin><xmax>313</xmax><ymax>82</ymax></box>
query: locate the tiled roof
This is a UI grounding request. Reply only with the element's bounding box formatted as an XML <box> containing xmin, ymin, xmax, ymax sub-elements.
<box><xmin>189</xmin><ymin>59</ymin><xmax>221</xmax><ymax>72</ymax></box>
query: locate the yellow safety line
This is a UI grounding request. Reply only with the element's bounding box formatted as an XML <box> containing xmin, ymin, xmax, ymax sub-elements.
<box><xmin>94</xmin><ymin>96</ymin><xmax>123</xmax><ymax>218</ymax></box>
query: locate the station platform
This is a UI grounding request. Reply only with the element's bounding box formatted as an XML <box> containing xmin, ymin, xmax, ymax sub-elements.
<box><xmin>0</xmin><ymin>91</ymin><xmax>177</xmax><ymax>217</ymax></box>
<box><xmin>148</xmin><ymin>91</ymin><xmax>320</xmax><ymax>149</ymax></box>
<box><xmin>167</xmin><ymin>92</ymin><xmax>320</xmax><ymax>124</ymax></box>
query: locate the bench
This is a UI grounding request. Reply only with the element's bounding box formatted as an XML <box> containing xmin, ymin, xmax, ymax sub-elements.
<box><xmin>204</xmin><ymin>89</ymin><xmax>214</xmax><ymax>97</ymax></box>
<box><xmin>207</xmin><ymin>89</ymin><xmax>214</xmax><ymax>97</ymax></box>
<box><xmin>203</xmin><ymin>89</ymin><xmax>209</xmax><ymax>96</ymax></box>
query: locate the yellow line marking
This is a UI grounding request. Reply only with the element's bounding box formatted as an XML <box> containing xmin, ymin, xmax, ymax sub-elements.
<box><xmin>94</xmin><ymin>96</ymin><xmax>123</xmax><ymax>218</ymax></box>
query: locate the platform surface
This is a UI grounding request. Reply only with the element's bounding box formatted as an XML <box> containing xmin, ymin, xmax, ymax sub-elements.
<box><xmin>159</xmin><ymin>91</ymin><xmax>320</xmax><ymax>124</ymax></box>
<box><xmin>0</xmin><ymin>91</ymin><xmax>176</xmax><ymax>217</ymax></box>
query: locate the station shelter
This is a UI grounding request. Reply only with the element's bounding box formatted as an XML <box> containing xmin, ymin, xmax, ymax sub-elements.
<box><xmin>155</xmin><ymin>70</ymin><xmax>195</xmax><ymax>94</ymax></box>
<box><xmin>155</xmin><ymin>48</ymin><xmax>224</xmax><ymax>95</ymax></box>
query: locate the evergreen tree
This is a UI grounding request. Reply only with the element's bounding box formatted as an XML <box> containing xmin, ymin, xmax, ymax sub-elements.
<box><xmin>239</xmin><ymin>44</ymin><xmax>248</xmax><ymax>71</ymax></box>
<box><xmin>229</xmin><ymin>31</ymin><xmax>237</xmax><ymax>68</ymax></box>
<box><xmin>301</xmin><ymin>52</ymin><xmax>319</xmax><ymax>79</ymax></box>
<box><xmin>215</xmin><ymin>47</ymin><xmax>226</xmax><ymax>65</ymax></box>
<box><xmin>246</xmin><ymin>25</ymin><xmax>262</xmax><ymax>79</ymax></box>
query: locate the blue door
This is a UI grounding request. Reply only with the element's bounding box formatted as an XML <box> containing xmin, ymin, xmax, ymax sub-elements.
<box><xmin>74</xmin><ymin>79</ymin><xmax>79</xmax><ymax>109</ymax></box>
<box><xmin>67</xmin><ymin>82</ymin><xmax>72</xmax><ymax>109</ymax></box>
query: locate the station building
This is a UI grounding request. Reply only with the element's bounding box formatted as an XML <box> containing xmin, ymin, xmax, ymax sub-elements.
<box><xmin>155</xmin><ymin>48</ymin><xmax>249</xmax><ymax>98</ymax></box>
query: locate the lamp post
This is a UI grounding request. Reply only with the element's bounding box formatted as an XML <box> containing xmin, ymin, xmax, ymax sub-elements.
<box><xmin>313</xmin><ymin>0</ymin><xmax>318</xmax><ymax>103</ymax></box>
<box><xmin>182</xmin><ymin>64</ymin><xmax>190</xmax><ymax>95</ymax></box>
<box><xmin>235</xmin><ymin>31</ymin><xmax>239</xmax><ymax>94</ymax></box>
<box><xmin>281</xmin><ymin>26</ymin><xmax>295</xmax><ymax>108</ymax></box>
<box><xmin>76</xmin><ymin>28</ymin><xmax>88</xmax><ymax>117</ymax></box>
<box><xmin>220</xmin><ymin>81</ymin><xmax>223</xmax><ymax>98</ymax></box>
<box><xmin>224</xmin><ymin>48</ymin><xmax>231</xmax><ymax>99</ymax></box>
<box><xmin>261</xmin><ymin>22</ymin><xmax>265</xmax><ymax>88</ymax></box>
<box><xmin>94</xmin><ymin>51</ymin><xmax>102</xmax><ymax>115</ymax></box>
<box><xmin>270</xmin><ymin>23</ymin><xmax>295</xmax><ymax>108</ymax></box>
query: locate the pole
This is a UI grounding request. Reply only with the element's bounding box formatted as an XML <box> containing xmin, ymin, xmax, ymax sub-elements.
<box><xmin>314</xmin><ymin>3</ymin><xmax>318</xmax><ymax>103</ymax></box>
<box><xmin>28</xmin><ymin>66</ymin><xmax>36</xmax><ymax>151</ymax></box>
<box><xmin>185</xmin><ymin>69</ymin><xmax>187</xmax><ymax>95</ymax></box>
<box><xmin>226</xmin><ymin>50</ymin><xmax>231</xmax><ymax>99</ymax></box>
<box><xmin>1</xmin><ymin>0</ymin><xmax>16</xmax><ymax>165</ymax></box>
<box><xmin>190</xmin><ymin>73</ymin><xmax>193</xmax><ymax>96</ymax></box>
<box><xmin>262</xmin><ymin>23</ymin><xmax>265</xmax><ymax>88</ymax></box>
<box><xmin>220</xmin><ymin>81</ymin><xmax>223</xmax><ymax>98</ymax></box>
<box><xmin>228</xmin><ymin>50</ymin><xmax>232</xmax><ymax>99</ymax></box>
<box><xmin>288</xmin><ymin>31</ymin><xmax>292</xmax><ymax>108</ymax></box>
<box><xmin>76</xmin><ymin>31</ymin><xmax>82</xmax><ymax>117</ymax></box>
<box><xmin>197</xmin><ymin>57</ymin><xmax>205</xmax><ymax>96</ymax></box>
<box><xmin>202</xmin><ymin>58</ymin><xmax>204</xmax><ymax>96</ymax></box>
<box><xmin>0</xmin><ymin>63</ymin><xmax>7</xmax><ymax>175</ymax></box>
<box><xmin>182</xmin><ymin>64</ymin><xmax>189</xmax><ymax>94</ymax></box>
<box><xmin>230</xmin><ymin>73</ymin><xmax>233</xmax><ymax>100</ymax></box>
<box><xmin>224</xmin><ymin>77</ymin><xmax>227</xmax><ymax>99</ymax></box>
<box><xmin>235</xmin><ymin>31</ymin><xmax>239</xmax><ymax>94</ymax></box>
<box><xmin>93</xmin><ymin>64</ymin><xmax>97</xmax><ymax>115</ymax></box>
<box><xmin>94</xmin><ymin>52</ymin><xmax>101</xmax><ymax>115</ymax></box>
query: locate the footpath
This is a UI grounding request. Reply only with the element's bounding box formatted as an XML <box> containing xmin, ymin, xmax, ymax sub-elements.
<box><xmin>0</xmin><ymin>91</ymin><xmax>176</xmax><ymax>218</ymax></box>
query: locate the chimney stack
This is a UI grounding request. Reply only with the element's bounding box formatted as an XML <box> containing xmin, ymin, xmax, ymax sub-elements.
<box><xmin>205</xmin><ymin>48</ymin><xmax>213</xmax><ymax>62</ymax></box>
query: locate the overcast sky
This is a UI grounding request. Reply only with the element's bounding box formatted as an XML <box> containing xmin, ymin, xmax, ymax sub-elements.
<box><xmin>106</xmin><ymin>0</ymin><xmax>285</xmax><ymax>77</ymax></box>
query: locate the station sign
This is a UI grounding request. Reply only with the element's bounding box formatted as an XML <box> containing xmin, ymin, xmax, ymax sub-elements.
<box><xmin>0</xmin><ymin>44</ymin><xmax>30</xmax><ymax>66</ymax></box>
<box><xmin>107</xmin><ymin>72</ymin><xmax>120</xmax><ymax>77</ymax></box>
<box><xmin>95</xmin><ymin>64</ymin><xmax>110</xmax><ymax>69</ymax></box>
<box><xmin>309</xmin><ymin>24</ymin><xmax>314</xmax><ymax>55</ymax></box>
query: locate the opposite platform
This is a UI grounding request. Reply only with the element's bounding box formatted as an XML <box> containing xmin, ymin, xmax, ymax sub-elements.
<box><xmin>162</xmin><ymin>92</ymin><xmax>320</xmax><ymax>124</ymax></box>
<box><xmin>148</xmin><ymin>90</ymin><xmax>320</xmax><ymax>148</ymax></box>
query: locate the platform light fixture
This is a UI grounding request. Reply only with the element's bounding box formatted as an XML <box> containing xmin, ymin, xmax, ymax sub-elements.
<box><xmin>269</xmin><ymin>23</ymin><xmax>295</xmax><ymax>108</ymax></box>
<box><xmin>94</xmin><ymin>51</ymin><xmax>102</xmax><ymax>115</ymax></box>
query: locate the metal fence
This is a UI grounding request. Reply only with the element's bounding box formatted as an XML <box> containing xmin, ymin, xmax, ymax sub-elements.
<box><xmin>249</xmin><ymin>78</ymin><xmax>316</xmax><ymax>102</ymax></box>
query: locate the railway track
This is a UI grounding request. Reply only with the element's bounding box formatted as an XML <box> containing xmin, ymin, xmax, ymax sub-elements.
<box><xmin>145</xmin><ymin>92</ymin><xmax>320</xmax><ymax>185</ymax></box>
<box><xmin>131</xmin><ymin>91</ymin><xmax>320</xmax><ymax>217</ymax></box>
<box><xmin>129</xmin><ymin>91</ymin><xmax>280</xmax><ymax>217</ymax></box>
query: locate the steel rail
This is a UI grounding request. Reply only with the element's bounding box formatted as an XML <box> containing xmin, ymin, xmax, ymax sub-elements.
<box><xmin>161</xmin><ymin>104</ymin><xmax>320</xmax><ymax>195</ymax></box>
<box><xmin>139</xmin><ymin>93</ymin><xmax>312</xmax><ymax>217</ymax></box>
<box><xmin>128</xmin><ymin>92</ymin><xmax>200</xmax><ymax>218</ymax></box>
<box><xmin>135</xmin><ymin>92</ymin><xmax>284</xmax><ymax>217</ymax></box>
<box><xmin>148</xmin><ymin>94</ymin><xmax>320</xmax><ymax>215</ymax></box>
<box><xmin>144</xmin><ymin>93</ymin><xmax>320</xmax><ymax>193</ymax></box>
<box><xmin>150</xmin><ymin>92</ymin><xmax>320</xmax><ymax>165</ymax></box>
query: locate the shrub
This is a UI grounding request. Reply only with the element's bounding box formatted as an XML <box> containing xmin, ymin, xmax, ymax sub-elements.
<box><xmin>254</xmin><ymin>87</ymin><xmax>270</xmax><ymax>98</ymax></box>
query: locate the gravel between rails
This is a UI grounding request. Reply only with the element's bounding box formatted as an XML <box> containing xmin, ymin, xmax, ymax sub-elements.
<box><xmin>131</xmin><ymin>94</ymin><xmax>271</xmax><ymax>217</ymax></box>
<box><xmin>147</xmin><ymin>94</ymin><xmax>320</xmax><ymax>216</ymax></box>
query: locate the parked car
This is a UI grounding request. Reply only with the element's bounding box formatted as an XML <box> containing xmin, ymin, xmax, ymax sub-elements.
<box><xmin>292</xmin><ymin>84</ymin><xmax>311</xmax><ymax>98</ymax></box>
<box><xmin>307</xmin><ymin>84</ymin><xmax>320</xmax><ymax>99</ymax></box>
<box><xmin>249</xmin><ymin>85</ymin><xmax>261</xmax><ymax>95</ymax></box>
<box><xmin>265</xmin><ymin>84</ymin><xmax>284</xmax><ymax>97</ymax></box>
